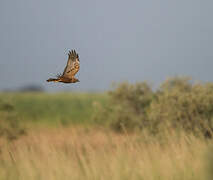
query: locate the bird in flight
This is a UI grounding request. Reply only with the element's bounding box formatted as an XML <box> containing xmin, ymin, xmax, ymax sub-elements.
<box><xmin>47</xmin><ymin>50</ymin><xmax>80</xmax><ymax>83</ymax></box>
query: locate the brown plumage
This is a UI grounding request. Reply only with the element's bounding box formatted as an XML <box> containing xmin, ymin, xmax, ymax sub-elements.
<box><xmin>47</xmin><ymin>50</ymin><xmax>80</xmax><ymax>83</ymax></box>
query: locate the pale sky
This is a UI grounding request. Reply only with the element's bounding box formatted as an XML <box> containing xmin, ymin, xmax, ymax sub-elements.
<box><xmin>0</xmin><ymin>0</ymin><xmax>213</xmax><ymax>91</ymax></box>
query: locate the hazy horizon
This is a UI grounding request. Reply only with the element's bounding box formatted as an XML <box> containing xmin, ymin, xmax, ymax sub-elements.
<box><xmin>1</xmin><ymin>0</ymin><xmax>213</xmax><ymax>91</ymax></box>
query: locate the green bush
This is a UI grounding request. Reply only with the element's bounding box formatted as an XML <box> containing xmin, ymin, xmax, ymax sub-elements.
<box><xmin>0</xmin><ymin>100</ymin><xmax>26</xmax><ymax>141</ymax></box>
<box><xmin>94</xmin><ymin>77</ymin><xmax>213</xmax><ymax>137</ymax></box>
<box><xmin>149</xmin><ymin>77</ymin><xmax>213</xmax><ymax>136</ymax></box>
<box><xmin>93</xmin><ymin>82</ymin><xmax>154</xmax><ymax>132</ymax></box>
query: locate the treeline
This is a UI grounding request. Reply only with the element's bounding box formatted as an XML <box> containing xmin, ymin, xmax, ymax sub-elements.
<box><xmin>94</xmin><ymin>77</ymin><xmax>213</xmax><ymax>137</ymax></box>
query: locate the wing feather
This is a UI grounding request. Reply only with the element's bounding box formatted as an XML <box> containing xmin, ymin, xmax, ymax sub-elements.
<box><xmin>62</xmin><ymin>50</ymin><xmax>80</xmax><ymax>78</ymax></box>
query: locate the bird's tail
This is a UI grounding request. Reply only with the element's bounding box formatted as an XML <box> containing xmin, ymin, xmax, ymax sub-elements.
<box><xmin>46</xmin><ymin>78</ymin><xmax>60</xmax><ymax>82</ymax></box>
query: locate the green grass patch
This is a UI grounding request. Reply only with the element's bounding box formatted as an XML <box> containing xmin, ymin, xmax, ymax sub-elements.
<box><xmin>0</xmin><ymin>92</ymin><xmax>108</xmax><ymax>127</ymax></box>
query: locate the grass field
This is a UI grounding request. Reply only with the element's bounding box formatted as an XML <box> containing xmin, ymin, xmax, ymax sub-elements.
<box><xmin>0</xmin><ymin>92</ymin><xmax>108</xmax><ymax>127</ymax></box>
<box><xmin>0</xmin><ymin>92</ymin><xmax>213</xmax><ymax>179</ymax></box>
<box><xmin>0</xmin><ymin>127</ymin><xmax>212</xmax><ymax>180</ymax></box>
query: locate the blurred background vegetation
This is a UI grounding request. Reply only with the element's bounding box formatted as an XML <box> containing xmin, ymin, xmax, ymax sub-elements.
<box><xmin>2</xmin><ymin>76</ymin><xmax>213</xmax><ymax>136</ymax></box>
<box><xmin>1</xmin><ymin>77</ymin><xmax>213</xmax><ymax>179</ymax></box>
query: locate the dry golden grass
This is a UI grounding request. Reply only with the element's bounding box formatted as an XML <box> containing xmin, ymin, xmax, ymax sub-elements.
<box><xmin>0</xmin><ymin>127</ymin><xmax>211</xmax><ymax>180</ymax></box>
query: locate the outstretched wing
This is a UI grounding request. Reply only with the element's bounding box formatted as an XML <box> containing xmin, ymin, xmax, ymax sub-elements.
<box><xmin>62</xmin><ymin>50</ymin><xmax>80</xmax><ymax>78</ymax></box>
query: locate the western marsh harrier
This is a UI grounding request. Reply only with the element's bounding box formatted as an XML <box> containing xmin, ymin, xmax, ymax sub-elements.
<box><xmin>47</xmin><ymin>50</ymin><xmax>80</xmax><ymax>83</ymax></box>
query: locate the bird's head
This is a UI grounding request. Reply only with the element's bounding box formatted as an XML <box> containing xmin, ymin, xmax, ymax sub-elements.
<box><xmin>74</xmin><ymin>78</ymin><xmax>80</xmax><ymax>83</ymax></box>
